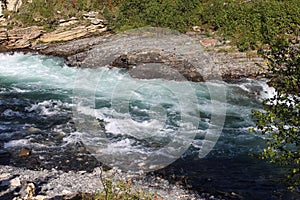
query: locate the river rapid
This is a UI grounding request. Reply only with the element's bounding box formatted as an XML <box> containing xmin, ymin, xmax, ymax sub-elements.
<box><xmin>0</xmin><ymin>52</ymin><xmax>299</xmax><ymax>199</ymax></box>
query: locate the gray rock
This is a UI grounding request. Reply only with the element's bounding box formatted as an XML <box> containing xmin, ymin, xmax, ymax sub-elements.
<box><xmin>33</xmin><ymin>29</ymin><xmax>264</xmax><ymax>82</ymax></box>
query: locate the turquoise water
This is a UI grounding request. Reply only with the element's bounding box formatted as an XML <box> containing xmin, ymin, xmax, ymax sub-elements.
<box><xmin>0</xmin><ymin>53</ymin><xmax>298</xmax><ymax>199</ymax></box>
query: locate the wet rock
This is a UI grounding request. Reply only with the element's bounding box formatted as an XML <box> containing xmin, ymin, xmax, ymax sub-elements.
<box><xmin>18</xmin><ymin>148</ymin><xmax>32</xmax><ymax>157</ymax></box>
<box><xmin>27</xmin><ymin>127</ymin><xmax>42</xmax><ymax>134</ymax></box>
<box><xmin>0</xmin><ymin>149</ymin><xmax>10</xmax><ymax>157</ymax></box>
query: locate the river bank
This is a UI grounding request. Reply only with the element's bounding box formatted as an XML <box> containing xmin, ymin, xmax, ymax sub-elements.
<box><xmin>0</xmin><ymin>20</ymin><xmax>266</xmax><ymax>82</ymax></box>
<box><xmin>0</xmin><ymin>164</ymin><xmax>212</xmax><ymax>200</ymax></box>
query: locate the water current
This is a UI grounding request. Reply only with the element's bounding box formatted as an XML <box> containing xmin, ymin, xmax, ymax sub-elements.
<box><xmin>0</xmin><ymin>52</ymin><xmax>299</xmax><ymax>199</ymax></box>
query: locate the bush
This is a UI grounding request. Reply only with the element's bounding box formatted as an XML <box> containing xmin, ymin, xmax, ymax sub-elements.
<box><xmin>253</xmin><ymin>39</ymin><xmax>300</xmax><ymax>190</ymax></box>
<box><xmin>199</xmin><ymin>0</ymin><xmax>300</xmax><ymax>51</ymax></box>
<box><xmin>14</xmin><ymin>0</ymin><xmax>106</xmax><ymax>28</ymax></box>
<box><xmin>105</xmin><ymin>0</ymin><xmax>201</xmax><ymax>33</ymax></box>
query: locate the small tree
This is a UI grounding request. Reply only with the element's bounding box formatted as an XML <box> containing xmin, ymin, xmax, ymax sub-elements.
<box><xmin>254</xmin><ymin>39</ymin><xmax>300</xmax><ymax>190</ymax></box>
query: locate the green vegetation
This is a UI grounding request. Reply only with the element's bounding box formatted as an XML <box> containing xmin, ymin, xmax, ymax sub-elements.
<box><xmin>105</xmin><ymin>0</ymin><xmax>201</xmax><ymax>33</ymax></box>
<box><xmin>199</xmin><ymin>0</ymin><xmax>300</xmax><ymax>51</ymax></box>
<box><xmin>82</xmin><ymin>167</ymin><xmax>155</xmax><ymax>200</ymax></box>
<box><xmin>7</xmin><ymin>0</ymin><xmax>300</xmax><ymax>51</ymax></box>
<box><xmin>253</xmin><ymin>40</ymin><xmax>300</xmax><ymax>189</ymax></box>
<box><xmin>12</xmin><ymin>0</ymin><xmax>105</xmax><ymax>29</ymax></box>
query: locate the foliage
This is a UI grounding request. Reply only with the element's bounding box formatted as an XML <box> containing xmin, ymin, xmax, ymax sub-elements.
<box><xmin>199</xmin><ymin>0</ymin><xmax>300</xmax><ymax>51</ymax></box>
<box><xmin>14</xmin><ymin>0</ymin><xmax>106</xmax><ymax>28</ymax></box>
<box><xmin>82</xmin><ymin>167</ymin><xmax>155</xmax><ymax>200</ymax></box>
<box><xmin>8</xmin><ymin>0</ymin><xmax>300</xmax><ymax>49</ymax></box>
<box><xmin>253</xmin><ymin>40</ymin><xmax>300</xmax><ymax>190</ymax></box>
<box><xmin>104</xmin><ymin>0</ymin><xmax>201</xmax><ymax>33</ymax></box>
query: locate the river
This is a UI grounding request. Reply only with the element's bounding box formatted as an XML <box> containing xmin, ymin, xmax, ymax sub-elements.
<box><xmin>0</xmin><ymin>52</ymin><xmax>299</xmax><ymax>199</ymax></box>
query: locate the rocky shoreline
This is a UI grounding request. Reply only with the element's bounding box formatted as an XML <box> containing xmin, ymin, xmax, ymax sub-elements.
<box><xmin>0</xmin><ymin>164</ymin><xmax>229</xmax><ymax>200</ymax></box>
<box><xmin>0</xmin><ymin>22</ymin><xmax>266</xmax><ymax>82</ymax></box>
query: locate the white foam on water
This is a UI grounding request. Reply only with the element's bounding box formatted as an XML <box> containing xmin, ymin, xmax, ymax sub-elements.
<box><xmin>4</xmin><ymin>139</ymin><xmax>29</xmax><ymax>148</ymax></box>
<box><xmin>25</xmin><ymin>100</ymin><xmax>72</xmax><ymax>116</ymax></box>
<box><xmin>0</xmin><ymin>52</ymin><xmax>271</xmax><ymax>163</ymax></box>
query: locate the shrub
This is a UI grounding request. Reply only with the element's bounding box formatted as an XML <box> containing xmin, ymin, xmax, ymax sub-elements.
<box><xmin>253</xmin><ymin>39</ymin><xmax>300</xmax><ymax>190</ymax></box>
<box><xmin>199</xmin><ymin>0</ymin><xmax>300</xmax><ymax>51</ymax></box>
<box><xmin>105</xmin><ymin>0</ymin><xmax>201</xmax><ymax>33</ymax></box>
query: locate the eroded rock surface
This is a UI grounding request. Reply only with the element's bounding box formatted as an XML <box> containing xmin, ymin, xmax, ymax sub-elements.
<box><xmin>34</xmin><ymin>30</ymin><xmax>265</xmax><ymax>82</ymax></box>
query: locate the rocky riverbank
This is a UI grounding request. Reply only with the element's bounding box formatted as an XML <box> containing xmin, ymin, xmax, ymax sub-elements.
<box><xmin>0</xmin><ymin>17</ymin><xmax>266</xmax><ymax>82</ymax></box>
<box><xmin>0</xmin><ymin>164</ymin><xmax>228</xmax><ymax>200</ymax></box>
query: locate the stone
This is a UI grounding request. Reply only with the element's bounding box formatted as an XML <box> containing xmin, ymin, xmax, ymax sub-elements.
<box><xmin>18</xmin><ymin>148</ymin><xmax>32</xmax><ymax>157</ymax></box>
<box><xmin>87</xmin><ymin>24</ymin><xmax>107</xmax><ymax>33</ymax></box>
<box><xmin>28</xmin><ymin>127</ymin><xmax>42</xmax><ymax>133</ymax></box>
<box><xmin>7</xmin><ymin>26</ymin><xmax>42</xmax><ymax>40</ymax></box>
<box><xmin>39</xmin><ymin>25</ymin><xmax>107</xmax><ymax>43</ymax></box>
<box><xmin>62</xmin><ymin>189</ymin><xmax>72</xmax><ymax>195</ymax></box>
<box><xmin>0</xmin><ymin>173</ymin><xmax>10</xmax><ymax>181</ymax></box>
<box><xmin>7</xmin><ymin>26</ymin><xmax>43</xmax><ymax>48</ymax></box>
<box><xmin>200</xmin><ymin>39</ymin><xmax>219</xmax><ymax>47</ymax></box>
<box><xmin>90</xmin><ymin>18</ymin><xmax>103</xmax><ymax>25</ymax></box>
<box><xmin>25</xmin><ymin>183</ymin><xmax>35</xmax><ymax>198</ymax></box>
<box><xmin>59</xmin><ymin>17</ymin><xmax>79</xmax><ymax>27</ymax></box>
<box><xmin>0</xmin><ymin>1</ymin><xmax>3</xmax><ymax>17</ymax></box>
<box><xmin>192</xmin><ymin>26</ymin><xmax>202</xmax><ymax>32</ymax></box>
<box><xmin>6</xmin><ymin>0</ymin><xmax>23</xmax><ymax>12</ymax></box>
<box><xmin>0</xmin><ymin>28</ymin><xmax>8</xmax><ymax>43</ymax></box>
<box><xmin>83</xmin><ymin>11</ymin><xmax>98</xmax><ymax>19</ymax></box>
<box><xmin>39</xmin><ymin>26</ymin><xmax>89</xmax><ymax>43</ymax></box>
<box><xmin>34</xmin><ymin>195</ymin><xmax>48</xmax><ymax>200</ymax></box>
<box><xmin>10</xmin><ymin>177</ymin><xmax>21</xmax><ymax>187</ymax></box>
